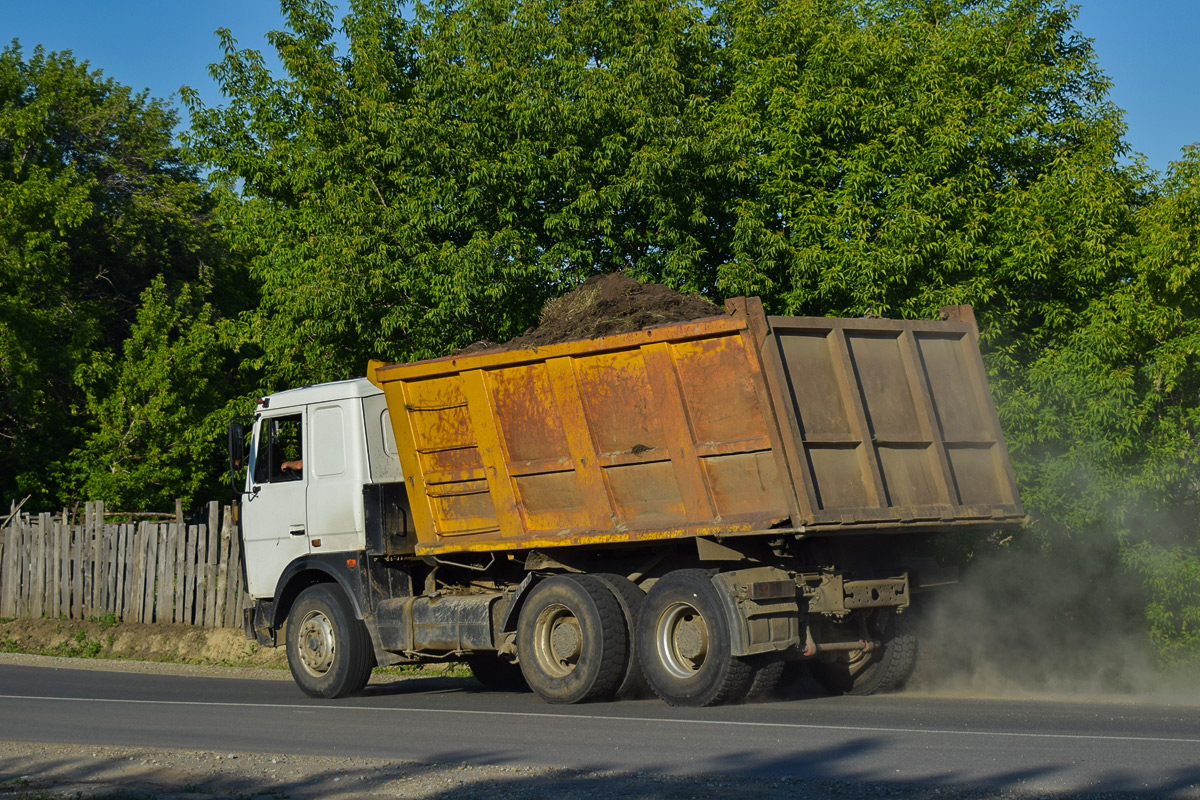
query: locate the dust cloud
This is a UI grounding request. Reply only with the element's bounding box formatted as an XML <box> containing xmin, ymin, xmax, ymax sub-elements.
<box><xmin>907</xmin><ymin>540</ymin><xmax>1200</xmax><ymax>702</ymax></box>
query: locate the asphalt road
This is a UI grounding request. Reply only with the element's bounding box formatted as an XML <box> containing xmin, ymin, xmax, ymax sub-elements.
<box><xmin>3</xmin><ymin>663</ymin><xmax>1200</xmax><ymax>798</ymax></box>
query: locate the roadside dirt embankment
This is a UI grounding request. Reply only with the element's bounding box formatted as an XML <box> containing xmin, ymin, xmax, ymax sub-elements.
<box><xmin>0</xmin><ymin>616</ymin><xmax>287</xmax><ymax>669</ymax></box>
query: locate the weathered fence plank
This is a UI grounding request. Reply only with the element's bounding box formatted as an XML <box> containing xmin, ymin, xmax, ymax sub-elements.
<box><xmin>195</xmin><ymin>521</ymin><xmax>210</xmax><ymax>626</ymax></box>
<box><xmin>0</xmin><ymin>528</ymin><xmax>6</xmax><ymax>617</ymax></box>
<box><xmin>154</xmin><ymin>525</ymin><xmax>168</xmax><ymax>624</ymax></box>
<box><xmin>21</xmin><ymin>520</ymin><xmax>34</xmax><ymax>618</ymax></box>
<box><xmin>30</xmin><ymin>514</ymin><xmax>45</xmax><ymax>619</ymax></box>
<box><xmin>214</xmin><ymin>506</ymin><xmax>231</xmax><ymax>629</ymax></box>
<box><xmin>0</xmin><ymin>504</ymin><xmax>246</xmax><ymax>629</ymax></box>
<box><xmin>223</xmin><ymin>506</ymin><xmax>243</xmax><ymax>628</ymax></box>
<box><xmin>0</xmin><ymin>521</ymin><xmax>19</xmax><ymax>617</ymax></box>
<box><xmin>105</xmin><ymin>524</ymin><xmax>118</xmax><ymax>616</ymax></box>
<box><xmin>202</xmin><ymin>503</ymin><xmax>218</xmax><ymax>627</ymax></box>
<box><xmin>146</xmin><ymin>523</ymin><xmax>162</xmax><ymax>622</ymax></box>
<box><xmin>91</xmin><ymin>502</ymin><xmax>104</xmax><ymax>615</ymax></box>
<box><xmin>112</xmin><ymin>524</ymin><xmax>125</xmax><ymax>619</ymax></box>
<box><xmin>185</xmin><ymin>524</ymin><xmax>200</xmax><ymax>625</ymax></box>
<box><xmin>57</xmin><ymin>521</ymin><xmax>70</xmax><ymax>618</ymax></box>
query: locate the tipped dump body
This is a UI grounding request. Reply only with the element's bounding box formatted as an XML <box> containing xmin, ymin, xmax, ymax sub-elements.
<box><xmin>369</xmin><ymin>297</ymin><xmax>1022</xmax><ymax>557</ymax></box>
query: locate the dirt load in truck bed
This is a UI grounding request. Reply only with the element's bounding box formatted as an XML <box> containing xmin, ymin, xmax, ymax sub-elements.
<box><xmin>464</xmin><ymin>273</ymin><xmax>720</xmax><ymax>352</ymax></box>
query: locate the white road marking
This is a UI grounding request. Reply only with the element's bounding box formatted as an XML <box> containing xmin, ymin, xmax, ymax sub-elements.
<box><xmin>1</xmin><ymin>694</ymin><xmax>1199</xmax><ymax>746</ymax></box>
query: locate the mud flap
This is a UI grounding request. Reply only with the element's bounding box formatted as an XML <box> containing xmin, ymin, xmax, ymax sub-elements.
<box><xmin>710</xmin><ymin>567</ymin><xmax>802</xmax><ymax>657</ymax></box>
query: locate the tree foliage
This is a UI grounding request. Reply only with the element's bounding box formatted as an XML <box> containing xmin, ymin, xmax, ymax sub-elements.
<box><xmin>185</xmin><ymin>0</ymin><xmax>1139</xmax><ymax>376</ymax></box>
<box><xmin>184</xmin><ymin>0</ymin><xmax>726</xmax><ymax>386</ymax></box>
<box><xmin>69</xmin><ymin>275</ymin><xmax>245</xmax><ymax>511</ymax></box>
<box><xmin>1002</xmin><ymin>146</ymin><xmax>1200</xmax><ymax>662</ymax></box>
<box><xmin>712</xmin><ymin>0</ymin><xmax>1137</xmax><ymax>354</ymax></box>
<box><xmin>0</xmin><ymin>42</ymin><xmax>227</xmax><ymax>507</ymax></box>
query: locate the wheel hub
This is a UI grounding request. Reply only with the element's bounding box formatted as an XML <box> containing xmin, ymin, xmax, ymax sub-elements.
<box><xmin>657</xmin><ymin>601</ymin><xmax>709</xmax><ymax>679</ymax></box>
<box><xmin>550</xmin><ymin>618</ymin><xmax>582</xmax><ymax>663</ymax></box>
<box><xmin>534</xmin><ymin>604</ymin><xmax>582</xmax><ymax>677</ymax></box>
<box><xmin>296</xmin><ymin>609</ymin><xmax>336</xmax><ymax>677</ymax></box>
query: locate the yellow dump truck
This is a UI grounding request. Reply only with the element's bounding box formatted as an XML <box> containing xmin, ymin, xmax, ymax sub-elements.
<box><xmin>231</xmin><ymin>297</ymin><xmax>1023</xmax><ymax>706</ymax></box>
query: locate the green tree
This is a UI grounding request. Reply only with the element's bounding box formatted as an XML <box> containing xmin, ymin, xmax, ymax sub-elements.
<box><xmin>70</xmin><ymin>276</ymin><xmax>243</xmax><ymax>510</ymax></box>
<box><xmin>712</xmin><ymin>0</ymin><xmax>1137</xmax><ymax>355</ymax></box>
<box><xmin>187</xmin><ymin>0</ymin><xmax>1140</xmax><ymax>375</ymax></box>
<box><xmin>184</xmin><ymin>0</ymin><xmax>724</xmax><ymax>387</ymax></box>
<box><xmin>1004</xmin><ymin>146</ymin><xmax>1200</xmax><ymax>666</ymax></box>
<box><xmin>0</xmin><ymin>42</ymin><xmax>224</xmax><ymax>507</ymax></box>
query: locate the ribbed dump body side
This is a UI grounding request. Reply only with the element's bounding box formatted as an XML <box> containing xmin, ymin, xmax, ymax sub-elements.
<box><xmin>368</xmin><ymin>298</ymin><xmax>1023</xmax><ymax>557</ymax></box>
<box><xmin>748</xmin><ymin>302</ymin><xmax>1024</xmax><ymax>531</ymax></box>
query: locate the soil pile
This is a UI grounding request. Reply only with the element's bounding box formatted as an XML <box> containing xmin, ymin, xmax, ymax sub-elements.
<box><xmin>494</xmin><ymin>273</ymin><xmax>721</xmax><ymax>352</ymax></box>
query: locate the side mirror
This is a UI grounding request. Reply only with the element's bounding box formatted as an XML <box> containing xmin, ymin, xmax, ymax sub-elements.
<box><xmin>228</xmin><ymin>419</ymin><xmax>248</xmax><ymax>494</ymax></box>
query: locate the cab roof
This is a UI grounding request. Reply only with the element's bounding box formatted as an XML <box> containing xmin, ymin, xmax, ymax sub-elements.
<box><xmin>257</xmin><ymin>377</ymin><xmax>382</xmax><ymax>411</ymax></box>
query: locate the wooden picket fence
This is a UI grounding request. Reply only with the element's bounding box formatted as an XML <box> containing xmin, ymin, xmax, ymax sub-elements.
<box><xmin>0</xmin><ymin>501</ymin><xmax>245</xmax><ymax>629</ymax></box>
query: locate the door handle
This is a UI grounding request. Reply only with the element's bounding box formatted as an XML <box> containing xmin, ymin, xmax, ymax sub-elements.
<box><xmin>289</xmin><ymin>526</ymin><xmax>306</xmax><ymax>536</ymax></box>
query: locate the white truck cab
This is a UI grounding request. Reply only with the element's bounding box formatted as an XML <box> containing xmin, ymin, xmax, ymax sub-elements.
<box><xmin>240</xmin><ymin>378</ymin><xmax>404</xmax><ymax>597</ymax></box>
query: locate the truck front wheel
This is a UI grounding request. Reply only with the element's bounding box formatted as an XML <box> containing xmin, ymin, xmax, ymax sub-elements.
<box><xmin>285</xmin><ymin>584</ymin><xmax>374</xmax><ymax>698</ymax></box>
<box><xmin>638</xmin><ymin>569</ymin><xmax>753</xmax><ymax>707</ymax></box>
<box><xmin>516</xmin><ymin>575</ymin><xmax>627</xmax><ymax>704</ymax></box>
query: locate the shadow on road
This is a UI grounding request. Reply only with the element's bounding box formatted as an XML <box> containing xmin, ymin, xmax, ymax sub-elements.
<box><xmin>3</xmin><ymin>740</ymin><xmax>1199</xmax><ymax>800</ymax></box>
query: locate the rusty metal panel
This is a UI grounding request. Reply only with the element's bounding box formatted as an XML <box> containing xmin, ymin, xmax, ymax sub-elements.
<box><xmin>369</xmin><ymin>300</ymin><xmax>1023</xmax><ymax>556</ymax></box>
<box><xmin>370</xmin><ymin>315</ymin><xmax>793</xmax><ymax>556</ymax></box>
<box><xmin>754</xmin><ymin>313</ymin><xmax>1024</xmax><ymax>530</ymax></box>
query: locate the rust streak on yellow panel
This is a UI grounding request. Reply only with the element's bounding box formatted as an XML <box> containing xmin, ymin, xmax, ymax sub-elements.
<box><xmin>385</xmin><ymin>381</ymin><xmax>438</xmax><ymax>546</ymax></box>
<box><xmin>830</xmin><ymin>329</ymin><xmax>887</xmax><ymax>508</ymax></box>
<box><xmin>545</xmin><ymin>356</ymin><xmax>616</xmax><ymax>531</ymax></box>
<box><xmin>413</xmin><ymin>520</ymin><xmax>781</xmax><ymax>556</ymax></box>
<box><xmin>460</xmin><ymin>369</ymin><xmax>523</xmax><ymax>540</ymax></box>
<box><xmin>897</xmin><ymin>328</ymin><xmax>955</xmax><ymax>506</ymax></box>
<box><xmin>640</xmin><ymin>342</ymin><xmax>717</xmax><ymax>523</ymax></box>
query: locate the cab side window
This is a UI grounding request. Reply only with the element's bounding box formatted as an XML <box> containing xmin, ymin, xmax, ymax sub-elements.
<box><xmin>253</xmin><ymin>414</ymin><xmax>304</xmax><ymax>483</ymax></box>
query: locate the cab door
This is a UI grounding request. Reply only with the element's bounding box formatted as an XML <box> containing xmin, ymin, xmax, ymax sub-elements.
<box><xmin>242</xmin><ymin>412</ymin><xmax>308</xmax><ymax>597</ymax></box>
<box><xmin>305</xmin><ymin>401</ymin><xmax>364</xmax><ymax>553</ymax></box>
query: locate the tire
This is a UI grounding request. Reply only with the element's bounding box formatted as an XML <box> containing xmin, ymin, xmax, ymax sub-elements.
<box><xmin>285</xmin><ymin>583</ymin><xmax>374</xmax><ymax>698</ymax></box>
<box><xmin>516</xmin><ymin>575</ymin><xmax>628</xmax><ymax>704</ymax></box>
<box><xmin>744</xmin><ymin>656</ymin><xmax>787</xmax><ymax>703</ymax></box>
<box><xmin>592</xmin><ymin>573</ymin><xmax>650</xmax><ymax>699</ymax></box>
<box><xmin>637</xmin><ymin>569</ymin><xmax>754</xmax><ymax>707</ymax></box>
<box><xmin>810</xmin><ymin>609</ymin><xmax>919</xmax><ymax>696</ymax></box>
<box><xmin>465</xmin><ymin>654</ymin><xmax>530</xmax><ymax>692</ymax></box>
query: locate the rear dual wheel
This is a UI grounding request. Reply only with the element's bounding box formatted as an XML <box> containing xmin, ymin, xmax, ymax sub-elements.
<box><xmin>810</xmin><ymin>608</ymin><xmax>919</xmax><ymax>696</ymax></box>
<box><xmin>516</xmin><ymin>575</ymin><xmax>629</xmax><ymax>704</ymax></box>
<box><xmin>516</xmin><ymin>570</ymin><xmax>784</xmax><ymax>707</ymax></box>
<box><xmin>592</xmin><ymin>573</ymin><xmax>650</xmax><ymax>699</ymax></box>
<box><xmin>637</xmin><ymin>569</ymin><xmax>754</xmax><ymax>707</ymax></box>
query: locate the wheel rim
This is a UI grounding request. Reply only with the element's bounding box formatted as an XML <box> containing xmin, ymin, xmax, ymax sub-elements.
<box><xmin>532</xmin><ymin>603</ymin><xmax>582</xmax><ymax>678</ymax></box>
<box><xmin>656</xmin><ymin>601</ymin><xmax>709</xmax><ymax>679</ymax></box>
<box><xmin>296</xmin><ymin>608</ymin><xmax>337</xmax><ymax>678</ymax></box>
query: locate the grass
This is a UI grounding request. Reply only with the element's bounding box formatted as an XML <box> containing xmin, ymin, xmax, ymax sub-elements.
<box><xmin>41</xmin><ymin>629</ymin><xmax>104</xmax><ymax>659</ymax></box>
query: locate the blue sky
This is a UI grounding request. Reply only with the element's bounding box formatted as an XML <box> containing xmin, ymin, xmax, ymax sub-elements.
<box><xmin>3</xmin><ymin>1</ymin><xmax>1198</xmax><ymax>175</ymax></box>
